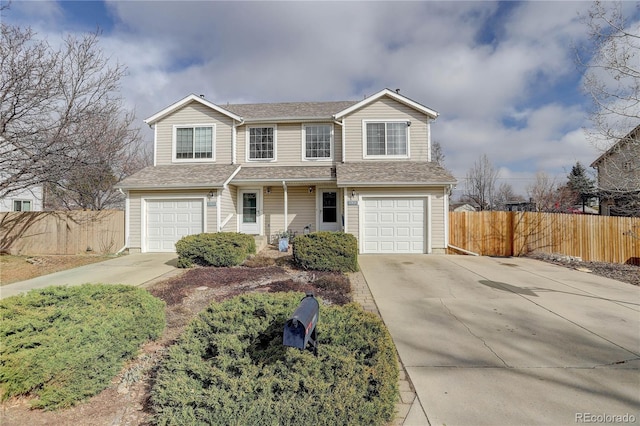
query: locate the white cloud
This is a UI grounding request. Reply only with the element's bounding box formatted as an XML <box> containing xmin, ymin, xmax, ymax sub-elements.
<box><xmin>6</xmin><ymin>1</ymin><xmax>608</xmax><ymax>199</ymax></box>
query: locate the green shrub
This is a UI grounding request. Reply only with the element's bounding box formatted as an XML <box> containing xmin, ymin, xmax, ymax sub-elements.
<box><xmin>151</xmin><ymin>292</ymin><xmax>398</xmax><ymax>426</ymax></box>
<box><xmin>293</xmin><ymin>231</ymin><xmax>358</xmax><ymax>272</ymax></box>
<box><xmin>0</xmin><ymin>284</ymin><xmax>165</xmax><ymax>409</ymax></box>
<box><xmin>175</xmin><ymin>232</ymin><xmax>256</xmax><ymax>268</ymax></box>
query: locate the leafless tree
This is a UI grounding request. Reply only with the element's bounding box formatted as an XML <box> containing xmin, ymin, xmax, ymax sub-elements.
<box><xmin>526</xmin><ymin>172</ymin><xmax>575</xmax><ymax>213</ymax></box>
<box><xmin>494</xmin><ymin>182</ymin><xmax>524</xmax><ymax>211</ymax></box>
<box><xmin>431</xmin><ymin>140</ymin><xmax>446</xmax><ymax>166</ymax></box>
<box><xmin>463</xmin><ymin>154</ymin><xmax>498</xmax><ymax>211</ymax></box>
<box><xmin>578</xmin><ymin>1</ymin><xmax>640</xmax><ymax>216</ymax></box>
<box><xmin>0</xmin><ymin>19</ymin><xmax>148</xmax><ymax>209</ymax></box>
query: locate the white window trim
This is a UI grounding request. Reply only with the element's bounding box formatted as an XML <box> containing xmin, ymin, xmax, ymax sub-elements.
<box><xmin>246</xmin><ymin>124</ymin><xmax>277</xmax><ymax>162</ymax></box>
<box><xmin>362</xmin><ymin>119</ymin><xmax>411</xmax><ymax>159</ymax></box>
<box><xmin>301</xmin><ymin>123</ymin><xmax>334</xmax><ymax>162</ymax></box>
<box><xmin>172</xmin><ymin>124</ymin><xmax>216</xmax><ymax>163</ymax></box>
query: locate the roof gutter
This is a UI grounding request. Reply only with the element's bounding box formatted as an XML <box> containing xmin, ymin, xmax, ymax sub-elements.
<box><xmin>336</xmin><ymin>181</ymin><xmax>458</xmax><ymax>188</ymax></box>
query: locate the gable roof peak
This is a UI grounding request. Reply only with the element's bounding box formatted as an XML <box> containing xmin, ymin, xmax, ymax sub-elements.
<box><xmin>334</xmin><ymin>88</ymin><xmax>438</xmax><ymax>120</ymax></box>
<box><xmin>144</xmin><ymin>93</ymin><xmax>243</xmax><ymax>125</ymax></box>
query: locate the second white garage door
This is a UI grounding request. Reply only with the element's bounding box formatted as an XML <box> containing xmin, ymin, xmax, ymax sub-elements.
<box><xmin>146</xmin><ymin>199</ymin><xmax>203</xmax><ymax>252</ymax></box>
<box><xmin>363</xmin><ymin>198</ymin><xmax>426</xmax><ymax>254</ymax></box>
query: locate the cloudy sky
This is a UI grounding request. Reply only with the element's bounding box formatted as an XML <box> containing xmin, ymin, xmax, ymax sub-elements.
<box><xmin>5</xmin><ymin>1</ymin><xmax>639</xmax><ymax>198</ymax></box>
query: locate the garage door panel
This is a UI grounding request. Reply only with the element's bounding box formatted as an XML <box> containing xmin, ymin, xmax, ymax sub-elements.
<box><xmin>146</xmin><ymin>199</ymin><xmax>203</xmax><ymax>252</ymax></box>
<box><xmin>363</xmin><ymin>197</ymin><xmax>426</xmax><ymax>254</ymax></box>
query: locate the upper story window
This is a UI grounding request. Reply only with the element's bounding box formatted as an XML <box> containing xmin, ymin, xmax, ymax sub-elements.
<box><xmin>13</xmin><ymin>200</ymin><xmax>31</xmax><ymax>211</ymax></box>
<box><xmin>303</xmin><ymin>124</ymin><xmax>333</xmax><ymax>160</ymax></box>
<box><xmin>248</xmin><ymin>126</ymin><xmax>276</xmax><ymax>161</ymax></box>
<box><xmin>364</xmin><ymin>121</ymin><xmax>409</xmax><ymax>157</ymax></box>
<box><xmin>174</xmin><ymin>125</ymin><xmax>214</xmax><ymax>161</ymax></box>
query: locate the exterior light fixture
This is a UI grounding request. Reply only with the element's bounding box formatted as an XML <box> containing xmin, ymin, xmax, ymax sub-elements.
<box><xmin>266</xmin><ymin>186</ymin><xmax>272</xmax><ymax>194</ymax></box>
<box><xmin>351</xmin><ymin>189</ymin><xmax>356</xmax><ymax>199</ymax></box>
<box><xmin>207</xmin><ymin>190</ymin><xmax>216</xmax><ymax>199</ymax></box>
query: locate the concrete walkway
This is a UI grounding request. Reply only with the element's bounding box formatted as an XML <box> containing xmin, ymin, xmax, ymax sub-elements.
<box><xmin>359</xmin><ymin>255</ymin><xmax>640</xmax><ymax>426</ymax></box>
<box><xmin>0</xmin><ymin>253</ymin><xmax>180</xmax><ymax>299</ymax></box>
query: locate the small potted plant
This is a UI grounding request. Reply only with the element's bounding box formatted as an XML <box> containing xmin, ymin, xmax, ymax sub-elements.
<box><xmin>277</xmin><ymin>230</ymin><xmax>291</xmax><ymax>252</ymax></box>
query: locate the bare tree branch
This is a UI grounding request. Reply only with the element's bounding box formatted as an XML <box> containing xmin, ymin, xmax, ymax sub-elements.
<box><xmin>0</xmin><ymin>21</ymin><xmax>149</xmax><ymax>210</ymax></box>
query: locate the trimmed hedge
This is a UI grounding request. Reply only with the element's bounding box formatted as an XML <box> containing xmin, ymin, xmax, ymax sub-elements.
<box><xmin>293</xmin><ymin>231</ymin><xmax>358</xmax><ymax>272</ymax></box>
<box><xmin>151</xmin><ymin>292</ymin><xmax>398</xmax><ymax>425</ymax></box>
<box><xmin>175</xmin><ymin>232</ymin><xmax>256</xmax><ymax>268</ymax></box>
<box><xmin>0</xmin><ymin>284</ymin><xmax>165</xmax><ymax>409</ymax></box>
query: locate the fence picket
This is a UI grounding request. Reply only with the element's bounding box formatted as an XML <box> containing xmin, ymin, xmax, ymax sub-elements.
<box><xmin>449</xmin><ymin>211</ymin><xmax>640</xmax><ymax>265</ymax></box>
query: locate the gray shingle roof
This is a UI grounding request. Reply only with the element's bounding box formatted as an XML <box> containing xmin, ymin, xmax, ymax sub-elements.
<box><xmin>233</xmin><ymin>166</ymin><xmax>336</xmax><ymax>182</ymax></box>
<box><xmin>224</xmin><ymin>101</ymin><xmax>358</xmax><ymax>121</ymax></box>
<box><xmin>118</xmin><ymin>162</ymin><xmax>456</xmax><ymax>190</ymax></box>
<box><xmin>118</xmin><ymin>164</ymin><xmax>240</xmax><ymax>189</ymax></box>
<box><xmin>336</xmin><ymin>162</ymin><xmax>457</xmax><ymax>186</ymax></box>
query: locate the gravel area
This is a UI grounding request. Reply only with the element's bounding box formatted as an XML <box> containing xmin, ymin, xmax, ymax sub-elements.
<box><xmin>527</xmin><ymin>252</ymin><xmax>639</xmax><ymax>286</ymax></box>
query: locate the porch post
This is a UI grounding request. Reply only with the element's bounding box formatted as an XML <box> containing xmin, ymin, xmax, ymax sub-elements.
<box><xmin>282</xmin><ymin>181</ymin><xmax>288</xmax><ymax>232</ymax></box>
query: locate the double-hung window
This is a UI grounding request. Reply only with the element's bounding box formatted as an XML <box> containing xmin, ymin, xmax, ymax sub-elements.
<box><xmin>248</xmin><ymin>126</ymin><xmax>276</xmax><ymax>161</ymax></box>
<box><xmin>303</xmin><ymin>124</ymin><xmax>332</xmax><ymax>160</ymax></box>
<box><xmin>13</xmin><ymin>200</ymin><xmax>31</xmax><ymax>211</ymax></box>
<box><xmin>364</xmin><ymin>121</ymin><xmax>409</xmax><ymax>157</ymax></box>
<box><xmin>174</xmin><ymin>125</ymin><xmax>214</xmax><ymax>160</ymax></box>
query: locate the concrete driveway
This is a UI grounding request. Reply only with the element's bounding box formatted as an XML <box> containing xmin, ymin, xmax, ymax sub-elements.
<box><xmin>359</xmin><ymin>255</ymin><xmax>640</xmax><ymax>426</ymax></box>
<box><xmin>0</xmin><ymin>253</ymin><xmax>180</xmax><ymax>299</ymax></box>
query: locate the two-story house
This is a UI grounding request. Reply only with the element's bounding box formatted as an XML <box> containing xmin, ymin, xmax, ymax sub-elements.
<box><xmin>117</xmin><ymin>88</ymin><xmax>456</xmax><ymax>254</ymax></box>
<box><xmin>590</xmin><ymin>124</ymin><xmax>640</xmax><ymax>216</ymax></box>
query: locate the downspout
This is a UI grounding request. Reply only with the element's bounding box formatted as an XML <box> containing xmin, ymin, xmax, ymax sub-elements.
<box><xmin>333</xmin><ymin>118</ymin><xmax>346</xmax><ymax>163</ymax></box>
<box><xmin>282</xmin><ymin>181</ymin><xmax>288</xmax><ymax>231</ymax></box>
<box><xmin>426</xmin><ymin>117</ymin><xmax>431</xmax><ymax>162</ymax></box>
<box><xmin>117</xmin><ymin>188</ymin><xmax>129</xmax><ymax>254</ymax></box>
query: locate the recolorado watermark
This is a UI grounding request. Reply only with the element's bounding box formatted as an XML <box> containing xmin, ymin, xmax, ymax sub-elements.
<box><xmin>576</xmin><ymin>413</ymin><xmax>637</xmax><ymax>423</ymax></box>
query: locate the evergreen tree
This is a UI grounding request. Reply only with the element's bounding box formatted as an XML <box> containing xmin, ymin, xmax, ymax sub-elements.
<box><xmin>567</xmin><ymin>162</ymin><xmax>595</xmax><ymax>212</ymax></box>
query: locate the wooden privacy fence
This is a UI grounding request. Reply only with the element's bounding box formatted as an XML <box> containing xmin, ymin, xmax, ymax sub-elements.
<box><xmin>0</xmin><ymin>210</ymin><xmax>125</xmax><ymax>255</ymax></box>
<box><xmin>449</xmin><ymin>211</ymin><xmax>640</xmax><ymax>265</ymax></box>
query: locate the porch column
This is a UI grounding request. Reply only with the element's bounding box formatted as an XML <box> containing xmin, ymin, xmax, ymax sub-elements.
<box><xmin>282</xmin><ymin>181</ymin><xmax>288</xmax><ymax>232</ymax></box>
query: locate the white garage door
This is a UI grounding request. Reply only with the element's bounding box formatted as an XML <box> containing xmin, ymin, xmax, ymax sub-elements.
<box><xmin>146</xmin><ymin>199</ymin><xmax>203</xmax><ymax>252</ymax></box>
<box><xmin>363</xmin><ymin>198</ymin><xmax>425</xmax><ymax>253</ymax></box>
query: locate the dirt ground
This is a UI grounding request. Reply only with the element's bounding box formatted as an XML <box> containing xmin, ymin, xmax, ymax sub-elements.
<box><xmin>0</xmin><ymin>254</ymin><xmax>112</xmax><ymax>285</ymax></box>
<box><xmin>1</xmin><ymin>248</ymin><xmax>637</xmax><ymax>425</ymax></box>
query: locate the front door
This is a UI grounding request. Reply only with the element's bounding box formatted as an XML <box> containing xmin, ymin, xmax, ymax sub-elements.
<box><xmin>319</xmin><ymin>189</ymin><xmax>339</xmax><ymax>231</ymax></box>
<box><xmin>240</xmin><ymin>190</ymin><xmax>260</xmax><ymax>234</ymax></box>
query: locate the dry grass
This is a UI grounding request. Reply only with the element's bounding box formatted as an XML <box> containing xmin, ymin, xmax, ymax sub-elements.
<box><xmin>0</xmin><ymin>255</ymin><xmax>112</xmax><ymax>285</ymax></box>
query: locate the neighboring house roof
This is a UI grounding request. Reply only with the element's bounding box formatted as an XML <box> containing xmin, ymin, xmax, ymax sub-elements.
<box><xmin>450</xmin><ymin>203</ymin><xmax>478</xmax><ymax>212</ymax></box>
<box><xmin>143</xmin><ymin>88</ymin><xmax>438</xmax><ymax>125</ymax></box>
<box><xmin>118</xmin><ymin>164</ymin><xmax>240</xmax><ymax>190</ymax></box>
<box><xmin>336</xmin><ymin>162</ymin><xmax>456</xmax><ymax>186</ymax></box>
<box><xmin>233</xmin><ymin>166</ymin><xmax>336</xmax><ymax>183</ymax></box>
<box><xmin>590</xmin><ymin>124</ymin><xmax>640</xmax><ymax>168</ymax></box>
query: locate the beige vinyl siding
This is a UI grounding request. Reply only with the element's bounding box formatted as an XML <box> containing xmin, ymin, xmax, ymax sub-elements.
<box><xmin>262</xmin><ymin>186</ymin><xmax>286</xmax><ymax>241</ymax></box>
<box><xmin>355</xmin><ymin>186</ymin><xmax>447</xmax><ymax>251</ymax></box>
<box><xmin>128</xmin><ymin>192</ymin><xmax>142</xmax><ymax>251</ymax></box>
<box><xmin>343</xmin><ymin>97</ymin><xmax>430</xmax><ymax>162</ymax></box>
<box><xmin>206</xmin><ymin>200</ymin><xmax>217</xmax><ymax>233</ymax></box>
<box><xmin>286</xmin><ymin>186</ymin><xmax>316</xmax><ymax>233</ymax></box>
<box><xmin>155</xmin><ymin>101</ymin><xmax>235</xmax><ymax>165</ymax></box>
<box><xmin>220</xmin><ymin>185</ymin><xmax>237</xmax><ymax>232</ymax></box>
<box><xmin>236</xmin><ymin>122</ymin><xmax>341</xmax><ymax>166</ymax></box>
<box><xmin>346</xmin><ymin>199</ymin><xmax>359</xmax><ymax>240</ymax></box>
<box><xmin>127</xmin><ymin>189</ymin><xmax>209</xmax><ymax>251</ymax></box>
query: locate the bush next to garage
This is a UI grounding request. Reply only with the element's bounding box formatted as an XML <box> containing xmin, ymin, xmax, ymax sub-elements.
<box><xmin>293</xmin><ymin>231</ymin><xmax>358</xmax><ymax>272</ymax></box>
<box><xmin>175</xmin><ymin>232</ymin><xmax>256</xmax><ymax>268</ymax></box>
<box><xmin>0</xmin><ymin>284</ymin><xmax>165</xmax><ymax>409</ymax></box>
<box><xmin>151</xmin><ymin>292</ymin><xmax>398</xmax><ymax>425</ymax></box>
